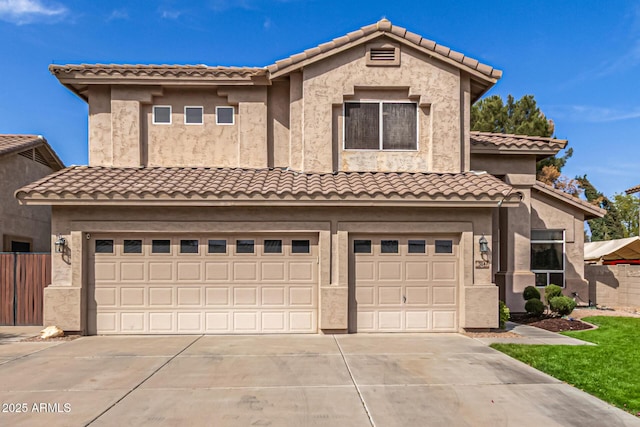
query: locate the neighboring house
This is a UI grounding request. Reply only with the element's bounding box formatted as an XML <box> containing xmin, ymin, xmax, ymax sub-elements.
<box><xmin>17</xmin><ymin>20</ymin><xmax>604</xmax><ymax>335</ymax></box>
<box><xmin>0</xmin><ymin>135</ymin><xmax>64</xmax><ymax>252</ymax></box>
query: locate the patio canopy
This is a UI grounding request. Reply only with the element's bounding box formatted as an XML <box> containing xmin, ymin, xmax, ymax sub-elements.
<box><xmin>584</xmin><ymin>236</ymin><xmax>640</xmax><ymax>263</ymax></box>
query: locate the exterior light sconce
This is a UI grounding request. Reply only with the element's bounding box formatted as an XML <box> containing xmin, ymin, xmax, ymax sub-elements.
<box><xmin>476</xmin><ymin>235</ymin><xmax>491</xmax><ymax>269</ymax></box>
<box><xmin>55</xmin><ymin>234</ymin><xmax>66</xmax><ymax>254</ymax></box>
<box><xmin>479</xmin><ymin>235</ymin><xmax>489</xmax><ymax>254</ymax></box>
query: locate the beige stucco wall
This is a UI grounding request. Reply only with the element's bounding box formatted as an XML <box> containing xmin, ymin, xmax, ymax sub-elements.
<box><xmin>302</xmin><ymin>38</ymin><xmax>467</xmax><ymax>173</ymax></box>
<box><xmin>586</xmin><ymin>264</ymin><xmax>640</xmax><ymax>309</ymax></box>
<box><xmin>531</xmin><ymin>191</ymin><xmax>588</xmax><ymax>304</ymax></box>
<box><xmin>0</xmin><ymin>153</ymin><xmax>53</xmax><ymax>252</ymax></box>
<box><xmin>47</xmin><ymin>205</ymin><xmax>498</xmax><ymax>332</ymax></box>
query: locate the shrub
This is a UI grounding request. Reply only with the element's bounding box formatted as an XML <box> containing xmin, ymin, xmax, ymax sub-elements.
<box><xmin>549</xmin><ymin>296</ymin><xmax>577</xmax><ymax>316</ymax></box>
<box><xmin>545</xmin><ymin>284</ymin><xmax>563</xmax><ymax>303</ymax></box>
<box><xmin>523</xmin><ymin>286</ymin><xmax>541</xmax><ymax>301</ymax></box>
<box><xmin>524</xmin><ymin>298</ymin><xmax>545</xmax><ymax>316</ymax></box>
<box><xmin>499</xmin><ymin>300</ymin><xmax>510</xmax><ymax>329</ymax></box>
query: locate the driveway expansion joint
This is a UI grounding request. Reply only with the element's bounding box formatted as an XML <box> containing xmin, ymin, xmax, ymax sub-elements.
<box><xmin>85</xmin><ymin>334</ymin><xmax>204</xmax><ymax>426</ymax></box>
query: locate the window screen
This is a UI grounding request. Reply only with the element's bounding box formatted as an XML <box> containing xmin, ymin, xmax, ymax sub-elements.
<box><xmin>344</xmin><ymin>103</ymin><xmax>379</xmax><ymax>149</ymax></box>
<box><xmin>217</xmin><ymin>106</ymin><xmax>234</xmax><ymax>125</ymax></box>
<box><xmin>382</xmin><ymin>103</ymin><xmax>417</xmax><ymax>150</ymax></box>
<box><xmin>153</xmin><ymin>106</ymin><xmax>171</xmax><ymax>124</ymax></box>
<box><xmin>185</xmin><ymin>107</ymin><xmax>203</xmax><ymax>124</ymax></box>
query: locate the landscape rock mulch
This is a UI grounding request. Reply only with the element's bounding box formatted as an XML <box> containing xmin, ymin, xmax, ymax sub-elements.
<box><xmin>512</xmin><ymin>315</ymin><xmax>593</xmax><ymax>332</ymax></box>
<box><xmin>21</xmin><ymin>335</ymin><xmax>81</xmax><ymax>342</ymax></box>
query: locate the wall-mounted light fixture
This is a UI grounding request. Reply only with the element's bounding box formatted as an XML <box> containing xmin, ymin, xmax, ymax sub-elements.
<box><xmin>479</xmin><ymin>235</ymin><xmax>489</xmax><ymax>254</ymax></box>
<box><xmin>54</xmin><ymin>234</ymin><xmax>66</xmax><ymax>254</ymax></box>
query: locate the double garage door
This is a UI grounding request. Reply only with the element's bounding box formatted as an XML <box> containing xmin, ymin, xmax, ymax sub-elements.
<box><xmin>88</xmin><ymin>235</ymin><xmax>318</xmax><ymax>334</ymax></box>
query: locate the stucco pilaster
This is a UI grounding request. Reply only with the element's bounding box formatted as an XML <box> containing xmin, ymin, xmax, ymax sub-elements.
<box><xmin>88</xmin><ymin>86</ymin><xmax>112</xmax><ymax>166</ymax></box>
<box><xmin>289</xmin><ymin>72</ymin><xmax>304</xmax><ymax>171</ymax></box>
<box><xmin>111</xmin><ymin>98</ymin><xmax>142</xmax><ymax>166</ymax></box>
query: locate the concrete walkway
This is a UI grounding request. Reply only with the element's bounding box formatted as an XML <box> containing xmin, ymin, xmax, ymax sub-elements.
<box><xmin>0</xmin><ymin>333</ymin><xmax>636</xmax><ymax>426</ymax></box>
<box><xmin>473</xmin><ymin>321</ymin><xmax>596</xmax><ymax>346</ymax></box>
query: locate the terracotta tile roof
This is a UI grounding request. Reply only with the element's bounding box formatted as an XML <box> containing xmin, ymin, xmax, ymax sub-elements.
<box><xmin>267</xmin><ymin>19</ymin><xmax>502</xmax><ymax>80</ymax></box>
<box><xmin>470</xmin><ymin>132</ymin><xmax>568</xmax><ymax>154</ymax></box>
<box><xmin>625</xmin><ymin>185</ymin><xmax>640</xmax><ymax>195</ymax></box>
<box><xmin>17</xmin><ymin>167</ymin><xmax>515</xmax><ymax>205</ymax></box>
<box><xmin>50</xmin><ymin>64</ymin><xmax>266</xmax><ymax>79</ymax></box>
<box><xmin>0</xmin><ymin>134</ymin><xmax>65</xmax><ymax>170</ymax></box>
<box><xmin>0</xmin><ymin>134</ymin><xmax>44</xmax><ymax>156</ymax></box>
<box><xmin>533</xmin><ymin>181</ymin><xmax>605</xmax><ymax>219</ymax></box>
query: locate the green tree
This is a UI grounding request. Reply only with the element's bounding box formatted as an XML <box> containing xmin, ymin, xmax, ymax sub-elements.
<box><xmin>576</xmin><ymin>175</ymin><xmax>626</xmax><ymax>241</ymax></box>
<box><xmin>612</xmin><ymin>193</ymin><xmax>639</xmax><ymax>237</ymax></box>
<box><xmin>471</xmin><ymin>94</ymin><xmax>572</xmax><ymax>181</ymax></box>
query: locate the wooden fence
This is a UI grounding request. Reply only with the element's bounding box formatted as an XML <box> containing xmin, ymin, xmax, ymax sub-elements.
<box><xmin>0</xmin><ymin>253</ymin><xmax>51</xmax><ymax>326</ymax></box>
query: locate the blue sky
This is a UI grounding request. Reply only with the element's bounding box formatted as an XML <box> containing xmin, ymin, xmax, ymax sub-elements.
<box><xmin>1</xmin><ymin>0</ymin><xmax>638</xmax><ymax>197</ymax></box>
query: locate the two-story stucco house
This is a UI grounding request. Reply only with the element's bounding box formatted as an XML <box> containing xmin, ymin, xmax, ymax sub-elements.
<box><xmin>17</xmin><ymin>20</ymin><xmax>603</xmax><ymax>335</ymax></box>
<box><xmin>1</xmin><ymin>135</ymin><xmax>64</xmax><ymax>252</ymax></box>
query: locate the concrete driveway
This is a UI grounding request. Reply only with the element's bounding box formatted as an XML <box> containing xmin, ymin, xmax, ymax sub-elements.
<box><xmin>0</xmin><ymin>334</ymin><xmax>637</xmax><ymax>427</ymax></box>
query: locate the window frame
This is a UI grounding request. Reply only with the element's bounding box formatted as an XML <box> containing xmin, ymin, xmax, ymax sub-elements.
<box><xmin>531</xmin><ymin>229</ymin><xmax>565</xmax><ymax>288</ymax></box>
<box><xmin>152</xmin><ymin>105</ymin><xmax>172</xmax><ymax>125</ymax></box>
<box><xmin>216</xmin><ymin>106</ymin><xmax>235</xmax><ymax>125</ymax></box>
<box><xmin>184</xmin><ymin>106</ymin><xmax>204</xmax><ymax>125</ymax></box>
<box><xmin>343</xmin><ymin>100</ymin><xmax>418</xmax><ymax>151</ymax></box>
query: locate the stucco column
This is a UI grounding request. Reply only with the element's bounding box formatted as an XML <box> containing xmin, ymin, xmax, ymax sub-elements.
<box><xmin>496</xmin><ymin>186</ymin><xmax>535</xmax><ymax>312</ymax></box>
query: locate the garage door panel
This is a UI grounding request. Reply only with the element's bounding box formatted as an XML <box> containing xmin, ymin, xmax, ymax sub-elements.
<box><xmin>120</xmin><ymin>287</ymin><xmax>145</xmax><ymax>306</ymax></box>
<box><xmin>233</xmin><ymin>262</ymin><xmax>258</xmax><ymax>281</ymax></box>
<box><xmin>432</xmin><ymin>261</ymin><xmax>457</xmax><ymax>281</ymax></box>
<box><xmin>405</xmin><ymin>286</ymin><xmax>429</xmax><ymax>305</ymax></box>
<box><xmin>149</xmin><ymin>312</ymin><xmax>174</xmax><ymax>332</ymax></box>
<box><xmin>177</xmin><ymin>287</ymin><xmax>202</xmax><ymax>306</ymax></box>
<box><xmin>405</xmin><ymin>311</ymin><xmax>429</xmax><ymax>330</ymax></box>
<box><xmin>121</xmin><ymin>312</ymin><xmax>145</xmax><ymax>332</ymax></box>
<box><xmin>432</xmin><ymin>287</ymin><xmax>456</xmax><ymax>305</ymax></box>
<box><xmin>378</xmin><ymin>262</ymin><xmax>402</xmax><ymax>280</ymax></box>
<box><xmin>205</xmin><ymin>262</ymin><xmax>229</xmax><ymax>280</ymax></box>
<box><xmin>262</xmin><ymin>287</ymin><xmax>286</xmax><ymax>305</ymax></box>
<box><xmin>205</xmin><ymin>287</ymin><xmax>230</xmax><ymax>306</ymax></box>
<box><xmin>406</xmin><ymin>262</ymin><xmax>428</xmax><ymax>280</ymax></box>
<box><xmin>149</xmin><ymin>287</ymin><xmax>173</xmax><ymax>306</ymax></box>
<box><xmin>378</xmin><ymin>286</ymin><xmax>402</xmax><ymax>305</ymax></box>
<box><xmin>91</xmin><ymin>235</ymin><xmax>318</xmax><ymax>334</ymax></box>
<box><xmin>355</xmin><ymin>286</ymin><xmax>375</xmax><ymax>305</ymax></box>
<box><xmin>355</xmin><ymin>262</ymin><xmax>375</xmax><ymax>280</ymax></box>
<box><xmin>357</xmin><ymin>311</ymin><xmax>375</xmax><ymax>330</ymax></box>
<box><xmin>432</xmin><ymin>311</ymin><xmax>456</xmax><ymax>330</ymax></box>
<box><xmin>120</xmin><ymin>263</ymin><xmax>145</xmax><ymax>281</ymax></box>
<box><xmin>378</xmin><ymin>311</ymin><xmax>402</xmax><ymax>330</ymax></box>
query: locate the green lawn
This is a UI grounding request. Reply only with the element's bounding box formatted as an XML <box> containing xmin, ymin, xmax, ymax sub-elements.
<box><xmin>491</xmin><ymin>316</ymin><xmax>640</xmax><ymax>416</ymax></box>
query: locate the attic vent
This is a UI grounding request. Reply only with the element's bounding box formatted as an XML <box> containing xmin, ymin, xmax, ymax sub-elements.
<box><xmin>34</xmin><ymin>149</ymin><xmax>50</xmax><ymax>167</ymax></box>
<box><xmin>366</xmin><ymin>44</ymin><xmax>400</xmax><ymax>66</ymax></box>
<box><xmin>17</xmin><ymin>149</ymin><xmax>50</xmax><ymax>167</ymax></box>
<box><xmin>370</xmin><ymin>48</ymin><xmax>395</xmax><ymax>61</ymax></box>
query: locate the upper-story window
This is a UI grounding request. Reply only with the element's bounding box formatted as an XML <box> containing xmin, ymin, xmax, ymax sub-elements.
<box><xmin>153</xmin><ymin>106</ymin><xmax>171</xmax><ymax>124</ymax></box>
<box><xmin>531</xmin><ymin>229</ymin><xmax>565</xmax><ymax>288</ymax></box>
<box><xmin>344</xmin><ymin>101</ymin><xmax>417</xmax><ymax>150</ymax></box>
<box><xmin>185</xmin><ymin>106</ymin><xmax>203</xmax><ymax>125</ymax></box>
<box><xmin>216</xmin><ymin>106</ymin><xmax>235</xmax><ymax>125</ymax></box>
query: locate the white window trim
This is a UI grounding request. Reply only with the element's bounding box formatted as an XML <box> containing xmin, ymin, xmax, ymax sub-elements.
<box><xmin>216</xmin><ymin>106</ymin><xmax>235</xmax><ymax>125</ymax></box>
<box><xmin>184</xmin><ymin>106</ymin><xmax>204</xmax><ymax>125</ymax></box>
<box><xmin>152</xmin><ymin>105</ymin><xmax>172</xmax><ymax>125</ymax></box>
<box><xmin>531</xmin><ymin>229</ymin><xmax>565</xmax><ymax>288</ymax></box>
<box><xmin>343</xmin><ymin>100</ymin><xmax>419</xmax><ymax>151</ymax></box>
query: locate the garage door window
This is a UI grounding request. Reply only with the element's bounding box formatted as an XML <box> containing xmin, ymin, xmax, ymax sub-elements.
<box><xmin>381</xmin><ymin>240</ymin><xmax>399</xmax><ymax>253</ymax></box>
<box><xmin>180</xmin><ymin>240</ymin><xmax>199</xmax><ymax>254</ymax></box>
<box><xmin>95</xmin><ymin>239</ymin><xmax>114</xmax><ymax>254</ymax></box>
<box><xmin>264</xmin><ymin>239</ymin><xmax>282</xmax><ymax>254</ymax></box>
<box><xmin>208</xmin><ymin>239</ymin><xmax>227</xmax><ymax>254</ymax></box>
<box><xmin>236</xmin><ymin>240</ymin><xmax>255</xmax><ymax>254</ymax></box>
<box><xmin>292</xmin><ymin>240</ymin><xmax>310</xmax><ymax>254</ymax></box>
<box><xmin>435</xmin><ymin>240</ymin><xmax>453</xmax><ymax>254</ymax></box>
<box><xmin>152</xmin><ymin>240</ymin><xmax>171</xmax><ymax>254</ymax></box>
<box><xmin>124</xmin><ymin>240</ymin><xmax>142</xmax><ymax>254</ymax></box>
<box><xmin>408</xmin><ymin>240</ymin><xmax>426</xmax><ymax>254</ymax></box>
<box><xmin>354</xmin><ymin>240</ymin><xmax>372</xmax><ymax>254</ymax></box>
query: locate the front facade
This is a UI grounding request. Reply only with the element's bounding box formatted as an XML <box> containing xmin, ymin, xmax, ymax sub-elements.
<box><xmin>0</xmin><ymin>135</ymin><xmax>64</xmax><ymax>252</ymax></box>
<box><xmin>18</xmin><ymin>20</ymin><xmax>603</xmax><ymax>334</ymax></box>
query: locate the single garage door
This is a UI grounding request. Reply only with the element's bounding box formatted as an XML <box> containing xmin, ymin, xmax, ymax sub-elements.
<box><xmin>88</xmin><ymin>234</ymin><xmax>318</xmax><ymax>334</ymax></box>
<box><xmin>351</xmin><ymin>235</ymin><xmax>459</xmax><ymax>332</ymax></box>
